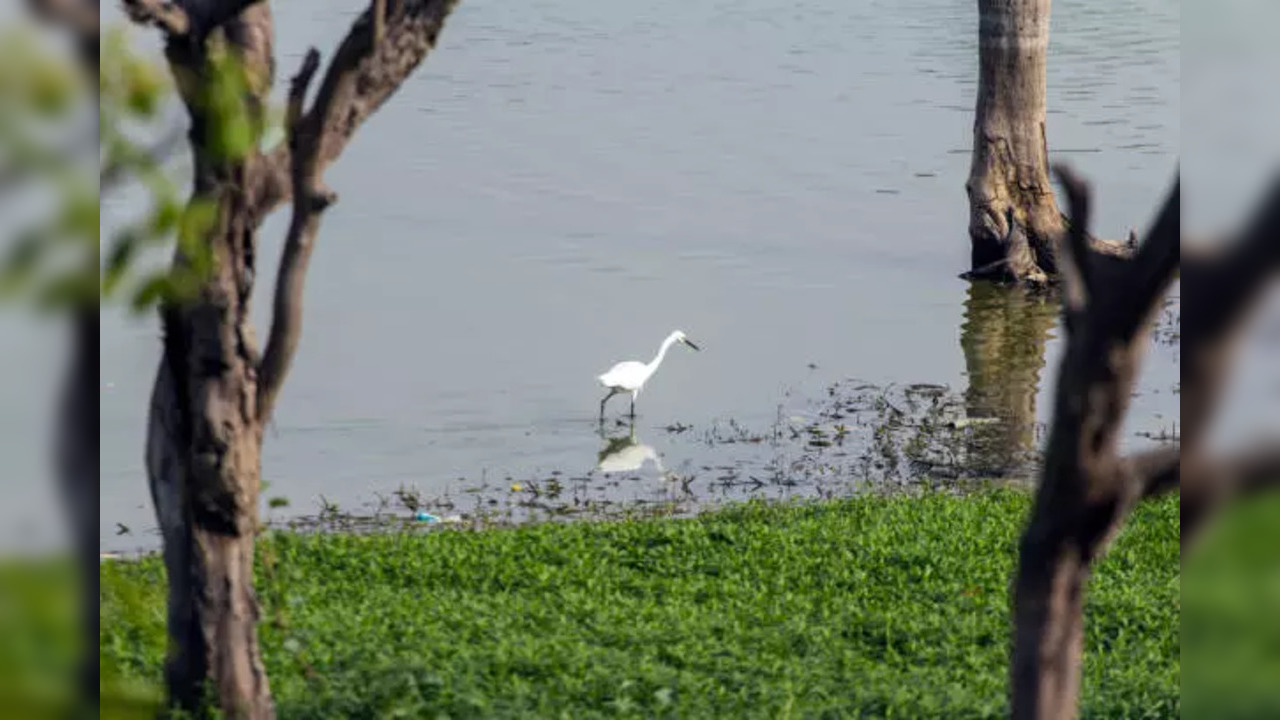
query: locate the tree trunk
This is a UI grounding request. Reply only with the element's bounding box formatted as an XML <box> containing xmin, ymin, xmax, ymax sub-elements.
<box><xmin>966</xmin><ymin>0</ymin><xmax>1063</xmax><ymax>283</ymax></box>
<box><xmin>123</xmin><ymin>1</ymin><xmax>463</xmax><ymax>715</ymax></box>
<box><xmin>146</xmin><ymin>193</ymin><xmax>273</xmax><ymax>717</ymax></box>
<box><xmin>143</xmin><ymin>4</ymin><xmax>276</xmax><ymax>716</ymax></box>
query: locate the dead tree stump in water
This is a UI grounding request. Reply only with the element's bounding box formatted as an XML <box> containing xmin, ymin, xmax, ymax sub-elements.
<box><xmin>965</xmin><ymin>0</ymin><xmax>1132</xmax><ymax>284</ymax></box>
<box><xmin>966</xmin><ymin>0</ymin><xmax>1061</xmax><ymax>283</ymax></box>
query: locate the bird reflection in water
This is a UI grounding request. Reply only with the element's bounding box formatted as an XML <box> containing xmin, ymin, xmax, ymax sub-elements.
<box><xmin>595</xmin><ymin>420</ymin><xmax>696</xmax><ymax>501</ymax></box>
<box><xmin>596</xmin><ymin>419</ymin><xmax>665</xmax><ymax>475</ymax></box>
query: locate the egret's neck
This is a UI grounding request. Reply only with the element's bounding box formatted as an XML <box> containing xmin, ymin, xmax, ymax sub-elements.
<box><xmin>646</xmin><ymin>334</ymin><xmax>680</xmax><ymax>374</ymax></box>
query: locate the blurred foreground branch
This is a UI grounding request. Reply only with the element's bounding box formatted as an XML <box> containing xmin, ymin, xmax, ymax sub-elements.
<box><xmin>1012</xmin><ymin>163</ymin><xmax>1280</xmax><ymax>719</ymax></box>
<box><xmin>1010</xmin><ymin>164</ymin><xmax>1179</xmax><ymax>720</ymax></box>
<box><xmin>1179</xmin><ymin>175</ymin><xmax>1280</xmax><ymax>552</ymax></box>
<box><xmin>4</xmin><ymin>3</ymin><xmax>100</xmax><ymax>719</ymax></box>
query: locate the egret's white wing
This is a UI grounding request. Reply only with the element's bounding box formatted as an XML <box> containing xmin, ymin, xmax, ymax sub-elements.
<box><xmin>598</xmin><ymin>361</ymin><xmax>647</xmax><ymax>389</ymax></box>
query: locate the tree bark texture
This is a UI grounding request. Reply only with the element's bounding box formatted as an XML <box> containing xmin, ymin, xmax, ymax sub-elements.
<box><xmin>965</xmin><ymin>1</ymin><xmax>1137</xmax><ymax>284</ymax></box>
<box><xmin>124</xmin><ymin>0</ymin><xmax>462</xmax><ymax>716</ymax></box>
<box><xmin>966</xmin><ymin>0</ymin><xmax>1063</xmax><ymax>283</ymax></box>
<box><xmin>147</xmin><ymin>6</ymin><xmax>277</xmax><ymax>702</ymax></box>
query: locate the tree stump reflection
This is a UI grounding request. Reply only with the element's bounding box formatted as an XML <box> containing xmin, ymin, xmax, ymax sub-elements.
<box><xmin>959</xmin><ymin>281</ymin><xmax>1056</xmax><ymax>478</ymax></box>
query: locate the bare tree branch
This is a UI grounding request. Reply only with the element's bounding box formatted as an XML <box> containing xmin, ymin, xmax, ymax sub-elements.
<box><xmin>1180</xmin><ymin>174</ymin><xmax>1280</xmax><ymax>451</ymax></box>
<box><xmin>1127</xmin><ymin>445</ymin><xmax>1180</xmax><ymax>499</ymax></box>
<box><xmin>1183</xmin><ymin>444</ymin><xmax>1280</xmax><ymax>554</ymax></box>
<box><xmin>1011</xmin><ymin>164</ymin><xmax>1180</xmax><ymax>720</ymax></box>
<box><xmin>1114</xmin><ymin>172</ymin><xmax>1180</xmax><ymax>344</ymax></box>
<box><xmin>1050</xmin><ymin>164</ymin><xmax>1093</xmax><ymax>314</ymax></box>
<box><xmin>284</xmin><ymin>48</ymin><xmax>320</xmax><ymax>136</ymax></box>
<box><xmin>117</xmin><ymin>0</ymin><xmax>465</xmax><ymax>713</ymax></box>
<box><xmin>1022</xmin><ymin>162</ymin><xmax>1276</xmax><ymax>720</ymax></box>
<box><xmin>1176</xmin><ymin>176</ymin><xmax>1280</xmax><ymax>556</ymax></box>
<box><xmin>249</xmin><ymin>0</ymin><xmax>462</xmax><ymax>217</ymax></box>
<box><xmin>257</xmin><ymin>48</ymin><xmax>325</xmax><ymax>422</ymax></box>
<box><xmin>255</xmin><ymin>0</ymin><xmax>461</xmax><ymax>421</ymax></box>
<box><xmin>1232</xmin><ymin>445</ymin><xmax>1280</xmax><ymax>495</ymax></box>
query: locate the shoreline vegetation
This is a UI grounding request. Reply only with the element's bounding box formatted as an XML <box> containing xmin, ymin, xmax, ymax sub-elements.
<box><xmin>101</xmin><ymin>488</ymin><xmax>1181</xmax><ymax>718</ymax></box>
<box><xmin>102</xmin><ymin>350</ymin><xmax>1183</xmax><ymax>558</ymax></box>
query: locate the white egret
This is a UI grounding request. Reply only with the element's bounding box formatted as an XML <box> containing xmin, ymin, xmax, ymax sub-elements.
<box><xmin>597</xmin><ymin>330</ymin><xmax>700</xmax><ymax>419</ymax></box>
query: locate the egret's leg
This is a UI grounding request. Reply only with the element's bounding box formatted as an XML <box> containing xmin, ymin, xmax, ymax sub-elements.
<box><xmin>629</xmin><ymin>393</ymin><xmax>636</xmax><ymax>418</ymax></box>
<box><xmin>600</xmin><ymin>389</ymin><xmax>619</xmax><ymax>419</ymax></box>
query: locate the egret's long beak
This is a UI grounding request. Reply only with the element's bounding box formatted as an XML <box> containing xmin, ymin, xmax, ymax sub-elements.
<box><xmin>684</xmin><ymin>339</ymin><xmax>701</xmax><ymax>351</ymax></box>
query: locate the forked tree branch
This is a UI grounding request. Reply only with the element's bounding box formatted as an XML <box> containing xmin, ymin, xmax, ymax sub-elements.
<box><xmin>1182</xmin><ymin>444</ymin><xmax>1280</xmax><ymax>554</ymax></box>
<box><xmin>1051</xmin><ymin>166</ymin><xmax>1093</xmax><ymax>315</ymax></box>
<box><xmin>1231</xmin><ymin>446</ymin><xmax>1280</xmax><ymax>495</ymax></box>
<box><xmin>1114</xmin><ymin>171</ymin><xmax>1179</xmax><ymax>344</ymax></box>
<box><xmin>255</xmin><ymin>0</ymin><xmax>461</xmax><ymax>422</ymax></box>
<box><xmin>1128</xmin><ymin>445</ymin><xmax>1180</xmax><ymax>499</ymax></box>
<box><xmin>249</xmin><ymin>0</ymin><xmax>462</xmax><ymax>217</ymax></box>
<box><xmin>1011</xmin><ymin>164</ymin><xmax>1180</xmax><ymax>720</ymax></box>
<box><xmin>1179</xmin><ymin>175</ymin><xmax>1280</xmax><ymax>451</ymax></box>
<box><xmin>1020</xmin><ymin>162</ymin><xmax>1279</xmax><ymax>720</ymax></box>
<box><xmin>284</xmin><ymin>49</ymin><xmax>320</xmax><ymax>138</ymax></box>
<box><xmin>1176</xmin><ymin>174</ymin><xmax>1280</xmax><ymax>551</ymax></box>
<box><xmin>257</xmin><ymin>48</ymin><xmax>325</xmax><ymax>423</ymax></box>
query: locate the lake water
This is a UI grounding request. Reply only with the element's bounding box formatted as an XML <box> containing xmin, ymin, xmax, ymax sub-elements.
<box><xmin>34</xmin><ymin>0</ymin><xmax>1217</xmax><ymax>551</ymax></box>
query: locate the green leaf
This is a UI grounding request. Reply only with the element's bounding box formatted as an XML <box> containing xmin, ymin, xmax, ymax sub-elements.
<box><xmin>36</xmin><ymin>269</ymin><xmax>98</xmax><ymax>310</ymax></box>
<box><xmin>0</xmin><ymin>231</ymin><xmax>48</xmax><ymax>295</ymax></box>
<box><xmin>201</xmin><ymin>50</ymin><xmax>258</xmax><ymax>161</ymax></box>
<box><xmin>27</xmin><ymin>58</ymin><xmax>78</xmax><ymax>117</ymax></box>
<box><xmin>130</xmin><ymin>273</ymin><xmax>175</xmax><ymax>313</ymax></box>
<box><xmin>178</xmin><ymin>199</ymin><xmax>219</xmax><ymax>248</ymax></box>
<box><xmin>56</xmin><ymin>188</ymin><xmax>101</xmax><ymax>245</ymax></box>
<box><xmin>124</xmin><ymin>56</ymin><xmax>165</xmax><ymax>118</ymax></box>
<box><xmin>102</xmin><ymin>230</ymin><xmax>143</xmax><ymax>297</ymax></box>
<box><xmin>148</xmin><ymin>195</ymin><xmax>184</xmax><ymax>237</ymax></box>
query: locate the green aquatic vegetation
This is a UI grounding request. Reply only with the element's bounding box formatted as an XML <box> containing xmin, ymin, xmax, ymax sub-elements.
<box><xmin>1182</xmin><ymin>493</ymin><xmax>1280</xmax><ymax>720</ymax></box>
<box><xmin>101</xmin><ymin>490</ymin><xmax>1179</xmax><ymax>718</ymax></box>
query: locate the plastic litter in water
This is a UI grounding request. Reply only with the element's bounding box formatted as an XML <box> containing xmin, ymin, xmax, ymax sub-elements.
<box><xmin>415</xmin><ymin>512</ymin><xmax>440</xmax><ymax>523</ymax></box>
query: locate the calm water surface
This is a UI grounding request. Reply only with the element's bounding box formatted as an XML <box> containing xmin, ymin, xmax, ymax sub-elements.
<box><xmin>88</xmin><ymin>0</ymin><xmax>1192</xmax><ymax>551</ymax></box>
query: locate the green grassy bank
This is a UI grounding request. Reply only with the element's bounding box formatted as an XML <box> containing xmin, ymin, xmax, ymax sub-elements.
<box><xmin>101</xmin><ymin>490</ymin><xmax>1180</xmax><ymax>718</ymax></box>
